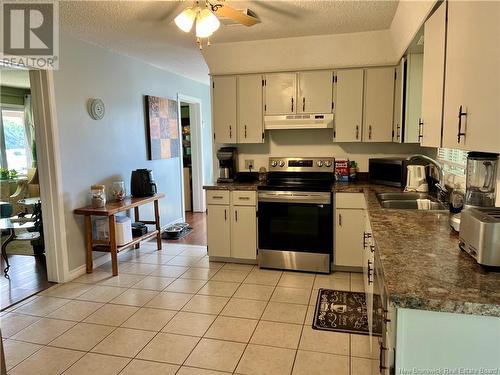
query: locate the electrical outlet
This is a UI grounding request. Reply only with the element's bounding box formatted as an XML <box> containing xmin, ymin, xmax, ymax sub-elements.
<box><xmin>245</xmin><ymin>159</ymin><xmax>254</xmax><ymax>170</ymax></box>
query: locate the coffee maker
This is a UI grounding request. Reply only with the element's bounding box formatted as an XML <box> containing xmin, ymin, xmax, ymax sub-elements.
<box><xmin>217</xmin><ymin>147</ymin><xmax>238</xmax><ymax>182</ymax></box>
<box><xmin>464</xmin><ymin>152</ymin><xmax>499</xmax><ymax>208</ymax></box>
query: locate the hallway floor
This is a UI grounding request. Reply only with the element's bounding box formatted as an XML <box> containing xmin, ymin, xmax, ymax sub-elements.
<box><xmin>165</xmin><ymin>212</ymin><xmax>207</xmax><ymax>247</ymax></box>
<box><xmin>1</xmin><ymin>242</ymin><xmax>378</xmax><ymax>375</ymax></box>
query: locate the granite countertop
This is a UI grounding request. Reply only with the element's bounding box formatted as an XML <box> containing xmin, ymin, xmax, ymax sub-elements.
<box><xmin>203</xmin><ymin>181</ymin><xmax>262</xmax><ymax>191</ymax></box>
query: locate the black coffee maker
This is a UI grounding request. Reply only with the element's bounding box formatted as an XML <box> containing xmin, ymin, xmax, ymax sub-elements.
<box><xmin>131</xmin><ymin>169</ymin><xmax>157</xmax><ymax>197</ymax></box>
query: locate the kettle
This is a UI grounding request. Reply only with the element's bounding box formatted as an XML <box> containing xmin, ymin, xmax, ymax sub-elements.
<box><xmin>131</xmin><ymin>169</ymin><xmax>157</xmax><ymax>197</ymax></box>
<box><xmin>405</xmin><ymin>165</ymin><xmax>429</xmax><ymax>192</ymax></box>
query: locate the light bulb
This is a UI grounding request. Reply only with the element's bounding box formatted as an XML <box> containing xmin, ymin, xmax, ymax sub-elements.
<box><xmin>196</xmin><ymin>8</ymin><xmax>220</xmax><ymax>38</ymax></box>
<box><xmin>175</xmin><ymin>7</ymin><xmax>196</xmax><ymax>33</ymax></box>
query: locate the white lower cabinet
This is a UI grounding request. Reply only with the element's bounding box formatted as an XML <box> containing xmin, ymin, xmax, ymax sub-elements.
<box><xmin>206</xmin><ymin>190</ymin><xmax>257</xmax><ymax>261</ymax></box>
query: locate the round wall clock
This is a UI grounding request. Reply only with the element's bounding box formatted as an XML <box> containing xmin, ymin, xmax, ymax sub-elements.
<box><xmin>88</xmin><ymin>98</ymin><xmax>105</xmax><ymax>120</ymax></box>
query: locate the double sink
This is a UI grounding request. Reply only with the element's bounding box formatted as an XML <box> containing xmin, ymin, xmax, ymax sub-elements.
<box><xmin>376</xmin><ymin>192</ymin><xmax>447</xmax><ymax>211</ymax></box>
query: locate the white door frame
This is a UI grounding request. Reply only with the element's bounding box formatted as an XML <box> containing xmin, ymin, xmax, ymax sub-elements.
<box><xmin>29</xmin><ymin>70</ymin><xmax>69</xmax><ymax>282</ymax></box>
<box><xmin>177</xmin><ymin>94</ymin><xmax>206</xmax><ymax>219</ymax></box>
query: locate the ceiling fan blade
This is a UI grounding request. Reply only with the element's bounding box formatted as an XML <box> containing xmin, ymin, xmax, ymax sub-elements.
<box><xmin>214</xmin><ymin>4</ymin><xmax>260</xmax><ymax>26</ymax></box>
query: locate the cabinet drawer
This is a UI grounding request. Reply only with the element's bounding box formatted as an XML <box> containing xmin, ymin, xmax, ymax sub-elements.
<box><xmin>232</xmin><ymin>191</ymin><xmax>256</xmax><ymax>206</ymax></box>
<box><xmin>335</xmin><ymin>193</ymin><xmax>367</xmax><ymax>209</ymax></box>
<box><xmin>206</xmin><ymin>190</ymin><xmax>230</xmax><ymax>205</ymax></box>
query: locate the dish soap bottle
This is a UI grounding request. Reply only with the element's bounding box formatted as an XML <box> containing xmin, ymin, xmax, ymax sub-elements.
<box><xmin>349</xmin><ymin>161</ymin><xmax>358</xmax><ymax>181</ymax></box>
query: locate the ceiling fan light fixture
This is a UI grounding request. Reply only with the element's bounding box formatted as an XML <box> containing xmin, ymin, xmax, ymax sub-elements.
<box><xmin>195</xmin><ymin>8</ymin><xmax>220</xmax><ymax>38</ymax></box>
<box><xmin>174</xmin><ymin>7</ymin><xmax>196</xmax><ymax>33</ymax></box>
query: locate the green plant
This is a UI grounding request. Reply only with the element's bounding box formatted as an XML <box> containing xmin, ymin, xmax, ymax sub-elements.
<box><xmin>0</xmin><ymin>168</ymin><xmax>9</xmax><ymax>180</ymax></box>
<box><xmin>9</xmin><ymin>169</ymin><xmax>18</xmax><ymax>179</ymax></box>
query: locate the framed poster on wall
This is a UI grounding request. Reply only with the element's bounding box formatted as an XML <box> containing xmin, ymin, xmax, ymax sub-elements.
<box><xmin>145</xmin><ymin>95</ymin><xmax>179</xmax><ymax>160</ymax></box>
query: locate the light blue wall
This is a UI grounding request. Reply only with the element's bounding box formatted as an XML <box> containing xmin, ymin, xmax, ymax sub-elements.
<box><xmin>53</xmin><ymin>34</ymin><xmax>212</xmax><ymax>271</ymax></box>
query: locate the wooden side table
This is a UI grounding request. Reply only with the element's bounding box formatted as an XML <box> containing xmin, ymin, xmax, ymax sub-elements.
<box><xmin>74</xmin><ymin>194</ymin><xmax>165</xmax><ymax>276</ymax></box>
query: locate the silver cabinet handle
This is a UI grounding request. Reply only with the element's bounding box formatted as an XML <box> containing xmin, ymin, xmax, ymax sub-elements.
<box><xmin>224</xmin><ymin>209</ymin><xmax>227</xmax><ymax>221</ymax></box>
<box><xmin>229</xmin><ymin>125</ymin><xmax>232</xmax><ymax>139</ymax></box>
<box><xmin>235</xmin><ymin>210</ymin><xmax>238</xmax><ymax>222</ymax></box>
<box><xmin>457</xmin><ymin>105</ymin><xmax>467</xmax><ymax>143</ymax></box>
<box><xmin>238</xmin><ymin>197</ymin><xmax>250</xmax><ymax>200</ymax></box>
<box><xmin>396</xmin><ymin>124</ymin><xmax>401</xmax><ymax>140</ymax></box>
<box><xmin>291</xmin><ymin>97</ymin><xmax>294</xmax><ymax>112</ymax></box>
<box><xmin>338</xmin><ymin>213</ymin><xmax>342</xmax><ymax>226</ymax></box>
<box><xmin>244</xmin><ymin>125</ymin><xmax>247</xmax><ymax>138</ymax></box>
<box><xmin>212</xmin><ymin>196</ymin><xmax>223</xmax><ymax>199</ymax></box>
<box><xmin>355</xmin><ymin>125</ymin><xmax>359</xmax><ymax>140</ymax></box>
<box><xmin>368</xmin><ymin>125</ymin><xmax>372</xmax><ymax>140</ymax></box>
<box><xmin>302</xmin><ymin>97</ymin><xmax>306</xmax><ymax>112</ymax></box>
<box><xmin>418</xmin><ymin>118</ymin><xmax>424</xmax><ymax>141</ymax></box>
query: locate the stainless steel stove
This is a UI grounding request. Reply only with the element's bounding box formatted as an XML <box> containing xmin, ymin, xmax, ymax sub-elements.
<box><xmin>257</xmin><ymin>157</ymin><xmax>335</xmax><ymax>273</ymax></box>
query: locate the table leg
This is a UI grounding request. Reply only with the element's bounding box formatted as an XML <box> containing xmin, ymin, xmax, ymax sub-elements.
<box><xmin>84</xmin><ymin>215</ymin><xmax>93</xmax><ymax>273</ymax></box>
<box><xmin>154</xmin><ymin>199</ymin><xmax>162</xmax><ymax>250</ymax></box>
<box><xmin>134</xmin><ymin>207</ymin><xmax>140</xmax><ymax>249</ymax></box>
<box><xmin>1</xmin><ymin>229</ymin><xmax>15</xmax><ymax>277</ymax></box>
<box><xmin>109</xmin><ymin>214</ymin><xmax>118</xmax><ymax>276</ymax></box>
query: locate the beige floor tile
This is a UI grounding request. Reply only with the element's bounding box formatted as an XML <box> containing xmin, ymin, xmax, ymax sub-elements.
<box><xmin>0</xmin><ymin>313</ymin><xmax>40</xmax><ymax>338</ymax></box>
<box><xmin>135</xmin><ymin>253</ymin><xmax>176</xmax><ymax>265</ymax></box>
<box><xmin>350</xmin><ymin>333</ymin><xmax>379</xmax><ymax>359</ymax></box>
<box><xmin>137</xmin><ymin>332</ymin><xmax>199</xmax><ymax>364</ymax></box>
<box><xmin>180</xmin><ymin>247</ymin><xmax>208</xmax><ymax>257</ymax></box>
<box><xmin>13</xmin><ymin>296</ymin><xmax>70</xmax><ymax>317</ymax></box>
<box><xmin>198</xmin><ymin>281</ymin><xmax>240</xmax><ymax>297</ymax></box>
<box><xmin>313</xmin><ymin>275</ymin><xmax>350</xmax><ymax>291</ymax></box>
<box><xmin>236</xmin><ymin>344</ymin><xmax>296</xmax><ymax>375</ymax></box>
<box><xmin>162</xmin><ymin>311</ymin><xmax>216</xmax><ymax>337</ymax></box>
<box><xmin>222</xmin><ymin>263</ymin><xmax>254</xmax><ymax>271</ymax></box>
<box><xmin>47</xmin><ymin>300</ymin><xmax>104</xmax><ymax>322</ymax></box>
<box><xmin>131</xmin><ymin>276</ymin><xmax>176</xmax><ymax>291</ymax></box>
<box><xmin>62</xmin><ymin>353</ymin><xmax>130</xmax><ymax>375</ymax></box>
<box><xmin>271</xmin><ymin>287</ymin><xmax>311</xmax><ymax>305</ymax></box>
<box><xmin>39</xmin><ymin>283</ymin><xmax>93</xmax><ymax>299</ymax></box>
<box><xmin>278</xmin><ymin>273</ymin><xmax>315</xmax><ymax>289</ymax></box>
<box><xmin>84</xmin><ymin>303</ymin><xmax>139</xmax><ymax>326</ymax></box>
<box><xmin>243</xmin><ymin>269</ymin><xmax>282</xmax><ymax>286</ymax></box>
<box><xmin>220</xmin><ymin>298</ymin><xmax>267</xmax><ymax>320</ymax></box>
<box><xmin>261</xmin><ymin>302</ymin><xmax>307</xmax><ymax>324</ymax></box>
<box><xmin>351</xmin><ymin>356</ymin><xmax>379</xmax><ymax>375</ymax></box>
<box><xmin>185</xmin><ymin>338</ymin><xmax>245</xmax><ymax>373</ymax></box>
<box><xmin>192</xmin><ymin>258</ymin><xmax>225</xmax><ymax>270</ymax></box>
<box><xmin>72</xmin><ymin>271</ymin><xmax>111</xmax><ymax>284</ymax></box>
<box><xmin>299</xmin><ymin>325</ymin><xmax>349</xmax><ymax>355</ymax></box>
<box><xmin>182</xmin><ymin>295</ymin><xmax>229</xmax><ymax>315</ymax></box>
<box><xmin>48</xmin><ymin>322</ymin><xmax>115</xmax><ymax>351</ymax></box>
<box><xmin>304</xmin><ymin>305</ymin><xmax>315</xmax><ymax>325</ymax></box>
<box><xmin>92</xmin><ymin>327</ymin><xmax>155</xmax><ymax>358</ymax></box>
<box><xmin>119</xmin><ymin>263</ymin><xmax>159</xmax><ymax>275</ymax></box>
<box><xmin>8</xmin><ymin>346</ymin><xmax>84</xmax><ymax>375</ymax></box>
<box><xmin>233</xmin><ymin>284</ymin><xmax>274</xmax><ymax>301</ymax></box>
<box><xmin>150</xmin><ymin>265</ymin><xmax>189</xmax><ymax>278</ymax></box>
<box><xmin>3</xmin><ymin>339</ymin><xmax>42</xmax><ymax>371</ymax></box>
<box><xmin>180</xmin><ymin>268</ymin><xmax>218</xmax><ymax>280</ymax></box>
<box><xmin>97</xmin><ymin>274</ymin><xmax>145</xmax><ymax>288</ymax></box>
<box><xmin>308</xmin><ymin>289</ymin><xmax>321</xmax><ymax>305</ymax></box>
<box><xmin>204</xmin><ymin>316</ymin><xmax>257</xmax><ymax>343</ymax></box>
<box><xmin>109</xmin><ymin>289</ymin><xmax>159</xmax><ymax>306</ymax></box>
<box><xmin>121</xmin><ymin>307</ymin><xmax>176</xmax><ymax>331</ymax></box>
<box><xmin>177</xmin><ymin>366</ymin><xmax>229</xmax><ymax>375</ymax></box>
<box><xmin>120</xmin><ymin>359</ymin><xmax>179</xmax><ymax>375</ymax></box>
<box><xmin>145</xmin><ymin>291</ymin><xmax>194</xmax><ymax>310</ymax></box>
<box><xmin>158</xmin><ymin>246</ymin><xmax>187</xmax><ymax>256</ymax></box>
<box><xmin>292</xmin><ymin>350</ymin><xmax>349</xmax><ymax>375</ymax></box>
<box><xmin>11</xmin><ymin>317</ymin><xmax>76</xmax><ymax>344</ymax></box>
<box><xmin>167</xmin><ymin>256</ymin><xmax>203</xmax><ymax>267</ymax></box>
<box><xmin>76</xmin><ymin>285</ymin><xmax>127</xmax><ymax>303</ymax></box>
<box><xmin>212</xmin><ymin>269</ymin><xmax>248</xmax><ymax>283</ymax></box>
<box><xmin>250</xmin><ymin>321</ymin><xmax>302</xmax><ymax>349</ymax></box>
<box><xmin>165</xmin><ymin>278</ymin><xmax>207</xmax><ymax>293</ymax></box>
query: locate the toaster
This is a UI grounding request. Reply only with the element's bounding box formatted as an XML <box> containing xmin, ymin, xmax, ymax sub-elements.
<box><xmin>459</xmin><ymin>207</ymin><xmax>500</xmax><ymax>267</ymax></box>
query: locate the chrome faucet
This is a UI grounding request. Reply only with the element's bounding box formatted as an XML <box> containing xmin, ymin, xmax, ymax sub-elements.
<box><xmin>406</xmin><ymin>154</ymin><xmax>448</xmax><ymax>201</ymax></box>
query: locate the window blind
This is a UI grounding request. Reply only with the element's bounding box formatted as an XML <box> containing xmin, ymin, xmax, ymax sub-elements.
<box><xmin>437</xmin><ymin>148</ymin><xmax>467</xmax><ymax>176</ymax></box>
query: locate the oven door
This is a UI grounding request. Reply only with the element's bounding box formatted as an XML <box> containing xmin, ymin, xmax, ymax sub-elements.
<box><xmin>258</xmin><ymin>191</ymin><xmax>332</xmax><ymax>273</ymax></box>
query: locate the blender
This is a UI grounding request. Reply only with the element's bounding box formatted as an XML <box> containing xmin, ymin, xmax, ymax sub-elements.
<box><xmin>464</xmin><ymin>152</ymin><xmax>499</xmax><ymax>208</ymax></box>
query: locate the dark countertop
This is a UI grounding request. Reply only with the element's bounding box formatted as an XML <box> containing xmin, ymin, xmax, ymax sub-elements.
<box><xmin>203</xmin><ymin>181</ymin><xmax>263</xmax><ymax>191</ymax></box>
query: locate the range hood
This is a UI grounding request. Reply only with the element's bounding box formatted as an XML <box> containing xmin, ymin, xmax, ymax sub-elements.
<box><xmin>264</xmin><ymin>113</ymin><xmax>334</xmax><ymax>130</ymax></box>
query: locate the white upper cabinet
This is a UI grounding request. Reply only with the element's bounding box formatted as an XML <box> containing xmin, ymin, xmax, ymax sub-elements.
<box><xmin>404</xmin><ymin>54</ymin><xmax>424</xmax><ymax>143</ymax></box>
<box><xmin>442</xmin><ymin>1</ymin><xmax>500</xmax><ymax>152</ymax></box>
<box><xmin>363</xmin><ymin>67</ymin><xmax>395</xmax><ymax>142</ymax></box>
<box><xmin>297</xmin><ymin>71</ymin><xmax>333</xmax><ymax>113</ymax></box>
<box><xmin>421</xmin><ymin>1</ymin><xmax>446</xmax><ymax>148</ymax></box>
<box><xmin>264</xmin><ymin>73</ymin><xmax>297</xmax><ymax>115</ymax></box>
<box><xmin>334</xmin><ymin>69</ymin><xmax>364</xmax><ymax>142</ymax></box>
<box><xmin>237</xmin><ymin>75</ymin><xmax>264</xmax><ymax>144</ymax></box>
<box><xmin>393</xmin><ymin>60</ymin><xmax>404</xmax><ymax>143</ymax></box>
<box><xmin>212</xmin><ymin>76</ymin><xmax>237</xmax><ymax>143</ymax></box>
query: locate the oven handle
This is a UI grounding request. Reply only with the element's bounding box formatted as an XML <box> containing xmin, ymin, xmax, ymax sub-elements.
<box><xmin>258</xmin><ymin>192</ymin><xmax>331</xmax><ymax>205</ymax></box>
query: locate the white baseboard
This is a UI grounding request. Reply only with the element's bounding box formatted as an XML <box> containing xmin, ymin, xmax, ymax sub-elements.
<box><xmin>66</xmin><ymin>217</ymin><xmax>184</xmax><ymax>282</ymax></box>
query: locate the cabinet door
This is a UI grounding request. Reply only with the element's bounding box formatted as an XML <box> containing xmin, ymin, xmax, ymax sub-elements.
<box><xmin>230</xmin><ymin>206</ymin><xmax>257</xmax><ymax>260</ymax></box>
<box><xmin>393</xmin><ymin>60</ymin><xmax>404</xmax><ymax>143</ymax></box>
<box><xmin>421</xmin><ymin>1</ymin><xmax>446</xmax><ymax>148</ymax></box>
<box><xmin>334</xmin><ymin>69</ymin><xmax>364</xmax><ymax>142</ymax></box>
<box><xmin>264</xmin><ymin>73</ymin><xmax>297</xmax><ymax>115</ymax></box>
<box><xmin>442</xmin><ymin>1</ymin><xmax>500</xmax><ymax>152</ymax></box>
<box><xmin>404</xmin><ymin>54</ymin><xmax>424</xmax><ymax>143</ymax></box>
<box><xmin>335</xmin><ymin>208</ymin><xmax>365</xmax><ymax>267</ymax></box>
<box><xmin>364</xmin><ymin>67</ymin><xmax>395</xmax><ymax>142</ymax></box>
<box><xmin>297</xmin><ymin>71</ymin><xmax>333</xmax><ymax>113</ymax></box>
<box><xmin>212</xmin><ymin>76</ymin><xmax>237</xmax><ymax>143</ymax></box>
<box><xmin>237</xmin><ymin>75</ymin><xmax>264</xmax><ymax>144</ymax></box>
<box><xmin>207</xmin><ymin>205</ymin><xmax>231</xmax><ymax>258</ymax></box>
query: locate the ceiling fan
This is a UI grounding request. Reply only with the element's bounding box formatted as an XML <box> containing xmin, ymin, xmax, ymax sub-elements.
<box><xmin>174</xmin><ymin>1</ymin><xmax>260</xmax><ymax>48</ymax></box>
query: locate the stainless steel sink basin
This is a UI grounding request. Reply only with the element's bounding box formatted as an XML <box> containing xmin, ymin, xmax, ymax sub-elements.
<box><xmin>376</xmin><ymin>192</ymin><xmax>448</xmax><ymax>210</ymax></box>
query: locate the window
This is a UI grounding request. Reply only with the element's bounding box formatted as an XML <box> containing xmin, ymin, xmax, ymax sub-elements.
<box><xmin>1</xmin><ymin>108</ymin><xmax>28</xmax><ymax>175</ymax></box>
<box><xmin>437</xmin><ymin>148</ymin><xmax>467</xmax><ymax>177</ymax></box>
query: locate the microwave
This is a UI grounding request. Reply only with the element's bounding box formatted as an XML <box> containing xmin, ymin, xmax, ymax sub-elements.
<box><xmin>369</xmin><ymin>158</ymin><xmax>408</xmax><ymax>187</ymax></box>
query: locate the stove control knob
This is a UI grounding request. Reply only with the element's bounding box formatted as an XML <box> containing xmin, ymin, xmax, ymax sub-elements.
<box><xmin>324</xmin><ymin>160</ymin><xmax>332</xmax><ymax>167</ymax></box>
<box><xmin>317</xmin><ymin>160</ymin><xmax>324</xmax><ymax>167</ymax></box>
<box><xmin>271</xmin><ymin>160</ymin><xmax>278</xmax><ymax>167</ymax></box>
<box><xmin>279</xmin><ymin>160</ymin><xmax>286</xmax><ymax>167</ymax></box>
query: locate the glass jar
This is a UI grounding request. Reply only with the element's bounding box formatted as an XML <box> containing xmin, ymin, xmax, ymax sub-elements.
<box><xmin>112</xmin><ymin>181</ymin><xmax>126</xmax><ymax>201</ymax></box>
<box><xmin>91</xmin><ymin>184</ymin><xmax>106</xmax><ymax>208</ymax></box>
